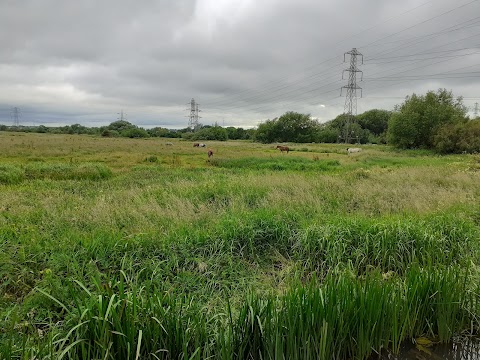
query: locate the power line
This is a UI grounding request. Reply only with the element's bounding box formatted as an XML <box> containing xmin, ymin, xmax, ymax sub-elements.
<box><xmin>360</xmin><ymin>0</ymin><xmax>479</xmax><ymax>50</ymax></box>
<box><xmin>356</xmin><ymin>62</ymin><xmax>480</xmax><ymax>110</ymax></box>
<box><xmin>219</xmin><ymin>32</ymin><xmax>480</xmax><ymax>115</ymax></box>
<box><xmin>364</xmin><ymin>96</ymin><xmax>480</xmax><ymax>99</ymax></box>
<box><xmin>299</xmin><ymin>53</ymin><xmax>480</xmax><ymax>114</ymax></box>
<box><xmin>205</xmin><ymin>61</ymin><xmax>343</xmax><ymax>108</ymax></box>
<box><xmin>205</xmin><ymin>13</ymin><xmax>480</xmax><ymax>116</ymax></box>
<box><xmin>366</xmin><ymin>18</ymin><xmax>480</xmax><ymax>47</ymax></box>
<box><xmin>362</xmin><ymin>15</ymin><xmax>480</xmax><ymax>61</ymax></box>
<box><xmin>365</xmin><ymin>53</ymin><xmax>480</xmax><ymax>66</ymax></box>
<box><xmin>203</xmin><ymin>0</ymin><xmax>443</xmax><ymax>107</ymax></box>
<box><xmin>373</xmin><ymin>45</ymin><xmax>480</xmax><ymax>59</ymax></box>
<box><xmin>364</xmin><ymin>63</ymin><xmax>480</xmax><ymax>82</ymax></box>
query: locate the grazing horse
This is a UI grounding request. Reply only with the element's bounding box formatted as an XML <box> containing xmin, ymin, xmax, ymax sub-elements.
<box><xmin>193</xmin><ymin>143</ymin><xmax>200</xmax><ymax>147</ymax></box>
<box><xmin>199</xmin><ymin>143</ymin><xmax>206</xmax><ymax>147</ymax></box>
<box><xmin>276</xmin><ymin>145</ymin><xmax>289</xmax><ymax>153</ymax></box>
<box><xmin>208</xmin><ymin>149</ymin><xmax>214</xmax><ymax>158</ymax></box>
<box><xmin>165</xmin><ymin>142</ymin><xmax>173</xmax><ymax>146</ymax></box>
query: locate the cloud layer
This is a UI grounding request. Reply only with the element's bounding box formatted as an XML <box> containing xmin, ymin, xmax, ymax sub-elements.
<box><xmin>0</xmin><ymin>0</ymin><xmax>479</xmax><ymax>128</ymax></box>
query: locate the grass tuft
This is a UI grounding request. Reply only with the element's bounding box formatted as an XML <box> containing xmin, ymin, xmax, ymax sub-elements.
<box><xmin>0</xmin><ymin>164</ymin><xmax>25</xmax><ymax>184</ymax></box>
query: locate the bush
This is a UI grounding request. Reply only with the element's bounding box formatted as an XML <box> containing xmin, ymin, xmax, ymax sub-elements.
<box><xmin>315</xmin><ymin>128</ymin><xmax>339</xmax><ymax>143</ymax></box>
<box><xmin>388</xmin><ymin>89</ymin><xmax>467</xmax><ymax>149</ymax></box>
<box><xmin>121</xmin><ymin>128</ymin><xmax>150</xmax><ymax>138</ymax></box>
<box><xmin>256</xmin><ymin>112</ymin><xmax>320</xmax><ymax>143</ymax></box>
<box><xmin>191</xmin><ymin>126</ymin><xmax>228</xmax><ymax>141</ymax></box>
<box><xmin>101</xmin><ymin>129</ymin><xmax>119</xmax><ymax>137</ymax></box>
<box><xmin>357</xmin><ymin>109</ymin><xmax>391</xmax><ymax>136</ymax></box>
<box><xmin>145</xmin><ymin>156</ymin><xmax>158</xmax><ymax>163</ymax></box>
<box><xmin>434</xmin><ymin>119</ymin><xmax>480</xmax><ymax>154</ymax></box>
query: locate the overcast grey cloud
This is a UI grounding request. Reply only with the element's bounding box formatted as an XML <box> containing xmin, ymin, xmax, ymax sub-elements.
<box><xmin>0</xmin><ymin>0</ymin><xmax>479</xmax><ymax>128</ymax></box>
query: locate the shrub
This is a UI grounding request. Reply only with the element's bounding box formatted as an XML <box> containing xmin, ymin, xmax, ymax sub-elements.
<box><xmin>256</xmin><ymin>112</ymin><xmax>320</xmax><ymax>143</ymax></box>
<box><xmin>101</xmin><ymin>129</ymin><xmax>119</xmax><ymax>137</ymax></box>
<box><xmin>388</xmin><ymin>89</ymin><xmax>467</xmax><ymax>149</ymax></box>
<box><xmin>145</xmin><ymin>155</ymin><xmax>158</xmax><ymax>163</ymax></box>
<box><xmin>191</xmin><ymin>126</ymin><xmax>228</xmax><ymax>141</ymax></box>
<box><xmin>121</xmin><ymin>128</ymin><xmax>149</xmax><ymax>138</ymax></box>
<box><xmin>433</xmin><ymin>119</ymin><xmax>480</xmax><ymax>154</ymax></box>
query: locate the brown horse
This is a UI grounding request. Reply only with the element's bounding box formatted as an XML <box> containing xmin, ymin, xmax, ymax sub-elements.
<box><xmin>208</xmin><ymin>149</ymin><xmax>214</xmax><ymax>158</ymax></box>
<box><xmin>276</xmin><ymin>145</ymin><xmax>289</xmax><ymax>153</ymax></box>
<box><xmin>193</xmin><ymin>143</ymin><xmax>200</xmax><ymax>147</ymax></box>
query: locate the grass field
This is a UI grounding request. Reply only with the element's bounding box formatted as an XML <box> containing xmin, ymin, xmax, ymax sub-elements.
<box><xmin>0</xmin><ymin>132</ymin><xmax>479</xmax><ymax>359</ymax></box>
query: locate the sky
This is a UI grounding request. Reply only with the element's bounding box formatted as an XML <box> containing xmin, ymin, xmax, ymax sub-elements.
<box><xmin>0</xmin><ymin>0</ymin><xmax>479</xmax><ymax>129</ymax></box>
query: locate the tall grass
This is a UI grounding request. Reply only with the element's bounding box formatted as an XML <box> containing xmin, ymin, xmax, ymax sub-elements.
<box><xmin>1</xmin><ymin>134</ymin><xmax>479</xmax><ymax>359</ymax></box>
<box><xmin>0</xmin><ymin>162</ymin><xmax>112</xmax><ymax>184</ymax></box>
<box><xmin>209</xmin><ymin>157</ymin><xmax>341</xmax><ymax>172</ymax></box>
<box><xmin>0</xmin><ymin>165</ymin><xmax>24</xmax><ymax>185</ymax></box>
<box><xmin>24</xmin><ymin>162</ymin><xmax>112</xmax><ymax>181</ymax></box>
<box><xmin>1</xmin><ymin>266</ymin><xmax>478</xmax><ymax>359</ymax></box>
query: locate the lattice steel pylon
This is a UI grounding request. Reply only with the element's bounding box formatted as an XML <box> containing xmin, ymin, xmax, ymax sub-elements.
<box><xmin>474</xmin><ymin>102</ymin><xmax>479</xmax><ymax>118</ymax></box>
<box><xmin>195</xmin><ymin>102</ymin><xmax>201</xmax><ymax>128</ymax></box>
<box><xmin>340</xmin><ymin>48</ymin><xmax>363</xmax><ymax>144</ymax></box>
<box><xmin>187</xmin><ymin>98</ymin><xmax>201</xmax><ymax>131</ymax></box>
<box><xmin>117</xmin><ymin>110</ymin><xmax>127</xmax><ymax>121</ymax></box>
<box><xmin>12</xmin><ymin>107</ymin><xmax>20</xmax><ymax>127</ymax></box>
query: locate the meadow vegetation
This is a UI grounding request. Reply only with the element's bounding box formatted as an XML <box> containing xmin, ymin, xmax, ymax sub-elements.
<box><xmin>0</xmin><ymin>132</ymin><xmax>479</xmax><ymax>359</ymax></box>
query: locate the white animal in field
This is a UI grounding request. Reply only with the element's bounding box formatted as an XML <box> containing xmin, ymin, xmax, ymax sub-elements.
<box><xmin>199</xmin><ymin>143</ymin><xmax>206</xmax><ymax>147</ymax></box>
<box><xmin>165</xmin><ymin>142</ymin><xmax>173</xmax><ymax>146</ymax></box>
<box><xmin>347</xmin><ymin>147</ymin><xmax>362</xmax><ymax>154</ymax></box>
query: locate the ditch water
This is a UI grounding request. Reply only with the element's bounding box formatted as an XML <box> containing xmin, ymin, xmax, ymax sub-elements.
<box><xmin>378</xmin><ymin>338</ymin><xmax>480</xmax><ymax>360</ymax></box>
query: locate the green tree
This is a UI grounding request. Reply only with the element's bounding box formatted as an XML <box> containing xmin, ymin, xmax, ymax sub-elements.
<box><xmin>107</xmin><ymin>120</ymin><xmax>137</xmax><ymax>132</ymax></box>
<box><xmin>148</xmin><ymin>127</ymin><xmax>174</xmax><ymax>138</ymax></box>
<box><xmin>101</xmin><ymin>129</ymin><xmax>119</xmax><ymax>137</ymax></box>
<box><xmin>357</xmin><ymin>109</ymin><xmax>391</xmax><ymax>136</ymax></box>
<box><xmin>327</xmin><ymin>113</ymin><xmax>350</xmax><ymax>131</ymax></box>
<box><xmin>37</xmin><ymin>125</ymin><xmax>49</xmax><ymax>133</ymax></box>
<box><xmin>121</xmin><ymin>128</ymin><xmax>149</xmax><ymax>138</ymax></box>
<box><xmin>433</xmin><ymin>119</ymin><xmax>480</xmax><ymax>154</ymax></box>
<box><xmin>255</xmin><ymin>119</ymin><xmax>280</xmax><ymax>143</ymax></box>
<box><xmin>320</xmin><ymin>114</ymin><xmax>371</xmax><ymax>144</ymax></box>
<box><xmin>255</xmin><ymin>112</ymin><xmax>319</xmax><ymax>143</ymax></box>
<box><xmin>225</xmin><ymin>126</ymin><xmax>249</xmax><ymax>140</ymax></box>
<box><xmin>314</xmin><ymin>127</ymin><xmax>339</xmax><ymax>143</ymax></box>
<box><xmin>276</xmin><ymin>111</ymin><xmax>318</xmax><ymax>143</ymax></box>
<box><xmin>191</xmin><ymin>126</ymin><xmax>228</xmax><ymax>141</ymax></box>
<box><xmin>388</xmin><ymin>89</ymin><xmax>467</xmax><ymax>149</ymax></box>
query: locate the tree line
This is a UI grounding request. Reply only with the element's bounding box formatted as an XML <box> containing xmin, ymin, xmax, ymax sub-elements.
<box><xmin>255</xmin><ymin>88</ymin><xmax>479</xmax><ymax>154</ymax></box>
<box><xmin>1</xmin><ymin>88</ymin><xmax>478</xmax><ymax>153</ymax></box>
<box><xmin>0</xmin><ymin>120</ymin><xmax>254</xmax><ymax>141</ymax></box>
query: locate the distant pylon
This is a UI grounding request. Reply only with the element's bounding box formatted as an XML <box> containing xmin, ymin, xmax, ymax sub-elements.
<box><xmin>12</xmin><ymin>107</ymin><xmax>20</xmax><ymax>127</ymax></box>
<box><xmin>187</xmin><ymin>98</ymin><xmax>201</xmax><ymax>131</ymax></box>
<box><xmin>117</xmin><ymin>110</ymin><xmax>127</xmax><ymax>121</ymax></box>
<box><xmin>195</xmin><ymin>103</ymin><xmax>201</xmax><ymax>127</ymax></box>
<box><xmin>474</xmin><ymin>102</ymin><xmax>479</xmax><ymax>118</ymax></box>
<box><xmin>340</xmin><ymin>48</ymin><xmax>363</xmax><ymax>144</ymax></box>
